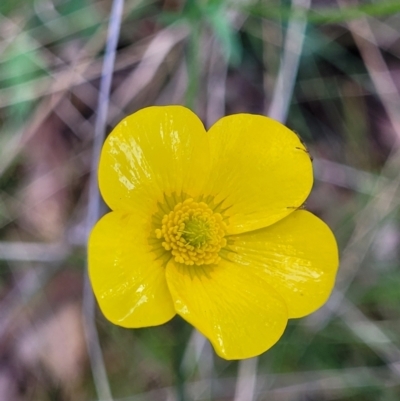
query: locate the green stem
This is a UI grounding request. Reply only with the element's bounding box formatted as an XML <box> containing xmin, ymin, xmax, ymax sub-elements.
<box><xmin>171</xmin><ymin>318</ymin><xmax>190</xmax><ymax>401</ymax></box>
<box><xmin>173</xmin><ymin>357</ymin><xmax>187</xmax><ymax>401</ymax></box>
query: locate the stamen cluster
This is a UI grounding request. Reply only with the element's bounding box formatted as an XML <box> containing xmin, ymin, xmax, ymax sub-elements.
<box><xmin>155</xmin><ymin>198</ymin><xmax>227</xmax><ymax>266</ymax></box>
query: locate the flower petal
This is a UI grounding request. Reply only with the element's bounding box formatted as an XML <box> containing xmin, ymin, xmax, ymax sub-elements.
<box><xmin>166</xmin><ymin>260</ymin><xmax>288</xmax><ymax>360</ymax></box>
<box><xmin>88</xmin><ymin>211</ymin><xmax>175</xmax><ymax>327</ymax></box>
<box><xmin>227</xmin><ymin>210</ymin><xmax>339</xmax><ymax>318</ymax></box>
<box><xmin>99</xmin><ymin>106</ymin><xmax>210</xmax><ymax>213</ymax></box>
<box><xmin>204</xmin><ymin>114</ymin><xmax>313</xmax><ymax>234</ymax></box>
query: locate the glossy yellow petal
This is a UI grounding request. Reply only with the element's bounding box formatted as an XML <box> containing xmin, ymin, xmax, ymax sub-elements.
<box><xmin>99</xmin><ymin>106</ymin><xmax>210</xmax><ymax>214</ymax></box>
<box><xmin>88</xmin><ymin>211</ymin><xmax>175</xmax><ymax>327</ymax></box>
<box><xmin>166</xmin><ymin>260</ymin><xmax>288</xmax><ymax>360</ymax></box>
<box><xmin>227</xmin><ymin>210</ymin><xmax>338</xmax><ymax>318</ymax></box>
<box><xmin>204</xmin><ymin>114</ymin><xmax>313</xmax><ymax>234</ymax></box>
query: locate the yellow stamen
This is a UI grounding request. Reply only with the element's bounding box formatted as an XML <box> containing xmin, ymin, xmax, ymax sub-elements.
<box><xmin>155</xmin><ymin>198</ymin><xmax>227</xmax><ymax>266</ymax></box>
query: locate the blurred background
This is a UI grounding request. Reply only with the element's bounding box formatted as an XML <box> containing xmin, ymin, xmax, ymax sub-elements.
<box><xmin>1</xmin><ymin>0</ymin><xmax>400</xmax><ymax>400</ymax></box>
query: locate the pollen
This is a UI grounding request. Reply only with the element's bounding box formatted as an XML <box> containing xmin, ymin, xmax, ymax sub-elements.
<box><xmin>155</xmin><ymin>198</ymin><xmax>227</xmax><ymax>266</ymax></box>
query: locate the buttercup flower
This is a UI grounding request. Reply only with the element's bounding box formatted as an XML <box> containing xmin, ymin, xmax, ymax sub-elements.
<box><xmin>88</xmin><ymin>105</ymin><xmax>338</xmax><ymax>360</ymax></box>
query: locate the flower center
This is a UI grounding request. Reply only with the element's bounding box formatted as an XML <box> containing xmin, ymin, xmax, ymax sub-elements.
<box><xmin>155</xmin><ymin>198</ymin><xmax>227</xmax><ymax>266</ymax></box>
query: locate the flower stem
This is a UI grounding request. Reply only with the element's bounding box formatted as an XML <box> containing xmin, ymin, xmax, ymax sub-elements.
<box><xmin>171</xmin><ymin>318</ymin><xmax>191</xmax><ymax>401</ymax></box>
<box><xmin>173</xmin><ymin>357</ymin><xmax>187</xmax><ymax>401</ymax></box>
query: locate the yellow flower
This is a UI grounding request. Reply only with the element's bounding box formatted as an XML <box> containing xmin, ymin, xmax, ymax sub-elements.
<box><xmin>88</xmin><ymin>105</ymin><xmax>338</xmax><ymax>360</ymax></box>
